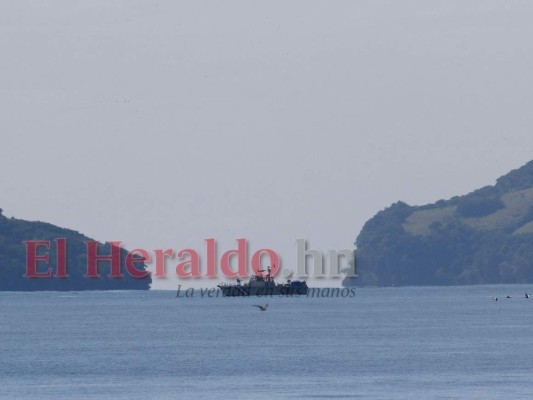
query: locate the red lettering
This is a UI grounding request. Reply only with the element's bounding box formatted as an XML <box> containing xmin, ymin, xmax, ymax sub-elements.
<box><xmin>24</xmin><ymin>240</ymin><xmax>52</xmax><ymax>278</ymax></box>
<box><xmin>220</xmin><ymin>239</ymin><xmax>247</xmax><ymax>278</ymax></box>
<box><xmin>85</xmin><ymin>241</ymin><xmax>123</xmax><ymax>278</ymax></box>
<box><xmin>205</xmin><ymin>238</ymin><xmax>217</xmax><ymax>277</ymax></box>
<box><xmin>251</xmin><ymin>249</ymin><xmax>280</xmax><ymax>277</ymax></box>
<box><xmin>125</xmin><ymin>249</ymin><xmax>151</xmax><ymax>278</ymax></box>
<box><xmin>176</xmin><ymin>249</ymin><xmax>200</xmax><ymax>277</ymax></box>
<box><xmin>153</xmin><ymin>249</ymin><xmax>174</xmax><ymax>277</ymax></box>
<box><xmin>55</xmin><ymin>238</ymin><xmax>68</xmax><ymax>278</ymax></box>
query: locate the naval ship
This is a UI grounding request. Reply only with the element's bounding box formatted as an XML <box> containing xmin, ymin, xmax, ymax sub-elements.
<box><xmin>217</xmin><ymin>267</ymin><xmax>308</xmax><ymax>297</ymax></box>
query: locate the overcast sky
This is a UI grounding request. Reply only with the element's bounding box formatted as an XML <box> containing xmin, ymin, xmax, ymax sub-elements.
<box><xmin>1</xmin><ymin>1</ymin><xmax>532</xmax><ymax>289</ymax></box>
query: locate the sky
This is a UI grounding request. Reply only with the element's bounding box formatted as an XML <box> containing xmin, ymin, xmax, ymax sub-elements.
<box><xmin>1</xmin><ymin>0</ymin><xmax>533</xmax><ymax>289</ymax></box>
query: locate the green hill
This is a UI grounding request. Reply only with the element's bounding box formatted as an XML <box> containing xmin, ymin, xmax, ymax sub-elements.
<box><xmin>0</xmin><ymin>210</ymin><xmax>151</xmax><ymax>291</ymax></box>
<box><xmin>343</xmin><ymin>161</ymin><xmax>533</xmax><ymax>287</ymax></box>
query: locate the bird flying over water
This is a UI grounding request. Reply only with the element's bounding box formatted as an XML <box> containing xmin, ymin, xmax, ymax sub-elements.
<box><xmin>253</xmin><ymin>304</ymin><xmax>269</xmax><ymax>311</ymax></box>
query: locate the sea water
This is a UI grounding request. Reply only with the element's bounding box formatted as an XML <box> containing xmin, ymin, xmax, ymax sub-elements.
<box><xmin>1</xmin><ymin>285</ymin><xmax>533</xmax><ymax>399</ymax></box>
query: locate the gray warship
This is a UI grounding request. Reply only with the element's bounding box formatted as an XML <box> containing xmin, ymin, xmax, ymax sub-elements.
<box><xmin>217</xmin><ymin>268</ymin><xmax>308</xmax><ymax>297</ymax></box>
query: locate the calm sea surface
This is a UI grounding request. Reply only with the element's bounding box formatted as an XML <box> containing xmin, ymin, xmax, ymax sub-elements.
<box><xmin>1</xmin><ymin>285</ymin><xmax>533</xmax><ymax>399</ymax></box>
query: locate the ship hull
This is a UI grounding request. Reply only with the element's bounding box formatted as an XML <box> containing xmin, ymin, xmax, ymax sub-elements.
<box><xmin>218</xmin><ymin>285</ymin><xmax>308</xmax><ymax>297</ymax></box>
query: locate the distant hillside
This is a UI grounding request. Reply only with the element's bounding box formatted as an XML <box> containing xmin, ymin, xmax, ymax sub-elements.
<box><xmin>343</xmin><ymin>161</ymin><xmax>533</xmax><ymax>287</ymax></box>
<box><xmin>0</xmin><ymin>210</ymin><xmax>151</xmax><ymax>291</ymax></box>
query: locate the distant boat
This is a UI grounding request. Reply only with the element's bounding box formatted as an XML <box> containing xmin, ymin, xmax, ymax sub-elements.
<box><xmin>217</xmin><ymin>267</ymin><xmax>308</xmax><ymax>297</ymax></box>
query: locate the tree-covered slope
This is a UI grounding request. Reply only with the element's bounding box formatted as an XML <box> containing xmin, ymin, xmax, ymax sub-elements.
<box><xmin>0</xmin><ymin>210</ymin><xmax>151</xmax><ymax>291</ymax></box>
<box><xmin>343</xmin><ymin>160</ymin><xmax>533</xmax><ymax>287</ymax></box>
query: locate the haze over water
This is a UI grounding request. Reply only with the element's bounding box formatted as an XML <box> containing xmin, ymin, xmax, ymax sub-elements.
<box><xmin>2</xmin><ymin>285</ymin><xmax>532</xmax><ymax>399</ymax></box>
<box><xmin>2</xmin><ymin>1</ymin><xmax>533</xmax><ymax>289</ymax></box>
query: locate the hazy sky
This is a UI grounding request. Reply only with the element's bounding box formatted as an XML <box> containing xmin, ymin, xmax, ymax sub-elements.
<box><xmin>1</xmin><ymin>1</ymin><xmax>532</xmax><ymax>289</ymax></box>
